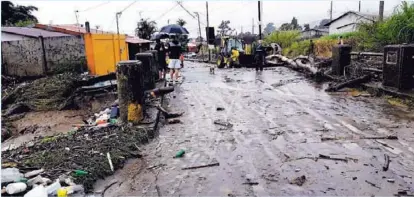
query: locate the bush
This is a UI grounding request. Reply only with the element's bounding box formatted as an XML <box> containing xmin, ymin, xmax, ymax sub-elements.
<box><xmin>264</xmin><ymin>31</ymin><xmax>301</xmax><ymax>49</ymax></box>
<box><xmin>283</xmin><ymin>40</ymin><xmax>311</xmax><ymax>57</ymax></box>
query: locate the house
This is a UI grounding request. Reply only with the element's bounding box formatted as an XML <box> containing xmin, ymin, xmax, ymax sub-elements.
<box><xmin>301</xmin><ymin>28</ymin><xmax>329</xmax><ymax>39</ymax></box>
<box><xmin>125</xmin><ymin>36</ymin><xmax>153</xmax><ymax>60</ymax></box>
<box><xmin>324</xmin><ymin>11</ymin><xmax>377</xmax><ymax>35</ymax></box>
<box><xmin>35</xmin><ymin>23</ymin><xmax>129</xmax><ymax>76</ymax></box>
<box><xmin>1</xmin><ymin>27</ymin><xmax>86</xmax><ymax>77</ymax></box>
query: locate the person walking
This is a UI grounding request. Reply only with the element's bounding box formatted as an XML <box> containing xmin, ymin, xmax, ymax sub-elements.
<box><xmin>154</xmin><ymin>39</ymin><xmax>167</xmax><ymax>80</ymax></box>
<box><xmin>255</xmin><ymin>40</ymin><xmax>265</xmax><ymax>72</ymax></box>
<box><xmin>167</xmin><ymin>35</ymin><xmax>182</xmax><ymax>84</ymax></box>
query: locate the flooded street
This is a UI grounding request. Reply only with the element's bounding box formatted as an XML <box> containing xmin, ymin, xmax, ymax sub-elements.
<box><xmin>96</xmin><ymin>61</ymin><xmax>414</xmax><ymax>196</ymax></box>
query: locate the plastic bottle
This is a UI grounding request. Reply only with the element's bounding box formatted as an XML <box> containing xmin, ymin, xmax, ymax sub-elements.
<box><xmin>46</xmin><ymin>181</ymin><xmax>61</xmax><ymax>195</ymax></box>
<box><xmin>24</xmin><ymin>185</ymin><xmax>47</xmax><ymax>197</ymax></box>
<box><xmin>24</xmin><ymin>169</ymin><xmax>44</xmax><ymax>178</ymax></box>
<box><xmin>6</xmin><ymin>182</ymin><xmax>27</xmax><ymax>194</ymax></box>
<box><xmin>73</xmin><ymin>170</ymin><xmax>88</xmax><ymax>176</ymax></box>
<box><xmin>1</xmin><ymin>168</ymin><xmax>23</xmax><ymax>183</ymax></box>
<box><xmin>174</xmin><ymin>149</ymin><xmax>186</xmax><ymax>158</ymax></box>
<box><xmin>57</xmin><ymin>188</ymin><xmax>68</xmax><ymax>197</ymax></box>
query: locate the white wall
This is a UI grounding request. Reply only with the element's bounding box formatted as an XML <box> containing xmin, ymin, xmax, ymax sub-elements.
<box><xmin>328</xmin><ymin>13</ymin><xmax>373</xmax><ymax>35</ymax></box>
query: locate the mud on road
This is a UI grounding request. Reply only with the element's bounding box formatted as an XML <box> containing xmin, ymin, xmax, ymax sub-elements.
<box><xmin>95</xmin><ymin>61</ymin><xmax>414</xmax><ymax>196</ymax></box>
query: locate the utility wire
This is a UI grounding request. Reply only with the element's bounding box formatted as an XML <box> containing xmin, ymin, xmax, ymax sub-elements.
<box><xmin>177</xmin><ymin>1</ymin><xmax>196</xmax><ymax>19</ymax></box>
<box><xmin>154</xmin><ymin>3</ymin><xmax>179</xmax><ymax>21</ymax></box>
<box><xmin>119</xmin><ymin>1</ymin><xmax>138</xmax><ymax>14</ymax></box>
<box><xmin>78</xmin><ymin>1</ymin><xmax>111</xmax><ymax>12</ymax></box>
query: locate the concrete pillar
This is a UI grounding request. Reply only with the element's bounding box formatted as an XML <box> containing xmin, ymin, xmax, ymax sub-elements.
<box><xmin>332</xmin><ymin>45</ymin><xmax>352</xmax><ymax>76</ymax></box>
<box><xmin>135</xmin><ymin>53</ymin><xmax>156</xmax><ymax>90</ymax></box>
<box><xmin>116</xmin><ymin>60</ymin><xmax>144</xmax><ymax>124</ymax></box>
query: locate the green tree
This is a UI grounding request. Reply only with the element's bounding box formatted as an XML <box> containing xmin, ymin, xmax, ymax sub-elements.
<box><xmin>279</xmin><ymin>23</ymin><xmax>292</xmax><ymax>31</ymax></box>
<box><xmin>1</xmin><ymin>1</ymin><xmax>38</xmax><ymax>26</ymax></box>
<box><xmin>135</xmin><ymin>18</ymin><xmax>157</xmax><ymax>40</ymax></box>
<box><xmin>217</xmin><ymin>20</ymin><xmax>231</xmax><ymax>36</ymax></box>
<box><xmin>264</xmin><ymin>22</ymin><xmax>276</xmax><ymax>34</ymax></box>
<box><xmin>176</xmin><ymin>18</ymin><xmax>186</xmax><ymax>27</ymax></box>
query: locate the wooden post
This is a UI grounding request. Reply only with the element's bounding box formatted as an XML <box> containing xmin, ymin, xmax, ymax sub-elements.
<box><xmin>116</xmin><ymin>60</ymin><xmax>145</xmax><ymax>124</ymax></box>
<box><xmin>135</xmin><ymin>53</ymin><xmax>155</xmax><ymax>90</ymax></box>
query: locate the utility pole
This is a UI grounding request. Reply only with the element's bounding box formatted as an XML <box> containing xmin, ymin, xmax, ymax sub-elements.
<box><xmin>206</xmin><ymin>1</ymin><xmax>210</xmax><ymax>62</ymax></box>
<box><xmin>379</xmin><ymin>1</ymin><xmax>384</xmax><ymax>21</ymax></box>
<box><xmin>75</xmin><ymin>10</ymin><xmax>79</xmax><ymax>26</ymax></box>
<box><xmin>195</xmin><ymin>12</ymin><xmax>204</xmax><ymax>61</ymax></box>
<box><xmin>258</xmin><ymin>0</ymin><xmax>262</xmax><ymax>40</ymax></box>
<box><xmin>330</xmin><ymin>1</ymin><xmax>333</xmax><ymax>21</ymax></box>
<box><xmin>116</xmin><ymin>12</ymin><xmax>122</xmax><ymax>62</ymax></box>
<box><xmin>358</xmin><ymin>1</ymin><xmax>361</xmax><ymax>12</ymax></box>
<box><xmin>252</xmin><ymin>18</ymin><xmax>254</xmax><ymax>34</ymax></box>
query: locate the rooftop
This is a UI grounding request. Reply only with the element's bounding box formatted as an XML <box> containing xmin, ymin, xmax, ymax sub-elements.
<box><xmin>1</xmin><ymin>27</ymin><xmax>73</xmax><ymax>38</ymax></box>
<box><xmin>324</xmin><ymin>11</ymin><xmax>377</xmax><ymax>26</ymax></box>
<box><xmin>35</xmin><ymin>24</ymin><xmax>113</xmax><ymax>34</ymax></box>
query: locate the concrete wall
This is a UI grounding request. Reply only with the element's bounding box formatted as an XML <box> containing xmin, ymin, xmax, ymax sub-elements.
<box><xmin>328</xmin><ymin>14</ymin><xmax>373</xmax><ymax>35</ymax></box>
<box><xmin>43</xmin><ymin>36</ymin><xmax>86</xmax><ymax>73</ymax></box>
<box><xmin>1</xmin><ymin>36</ymin><xmax>86</xmax><ymax>77</ymax></box>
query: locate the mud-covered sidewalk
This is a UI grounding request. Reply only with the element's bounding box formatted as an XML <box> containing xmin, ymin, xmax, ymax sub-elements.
<box><xmin>95</xmin><ymin>61</ymin><xmax>414</xmax><ymax>196</ymax></box>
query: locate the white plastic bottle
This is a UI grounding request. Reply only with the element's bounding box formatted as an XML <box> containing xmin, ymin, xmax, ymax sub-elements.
<box><xmin>24</xmin><ymin>185</ymin><xmax>47</xmax><ymax>197</ymax></box>
<box><xmin>46</xmin><ymin>181</ymin><xmax>61</xmax><ymax>195</ymax></box>
<box><xmin>1</xmin><ymin>168</ymin><xmax>23</xmax><ymax>183</ymax></box>
<box><xmin>6</xmin><ymin>182</ymin><xmax>27</xmax><ymax>194</ymax></box>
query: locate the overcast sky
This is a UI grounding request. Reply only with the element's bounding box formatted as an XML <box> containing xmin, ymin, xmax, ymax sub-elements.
<box><xmin>14</xmin><ymin>0</ymin><xmax>403</xmax><ymax>38</ymax></box>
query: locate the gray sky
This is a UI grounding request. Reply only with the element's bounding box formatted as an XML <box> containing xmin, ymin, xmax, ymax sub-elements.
<box><xmin>14</xmin><ymin>0</ymin><xmax>403</xmax><ymax>38</ymax></box>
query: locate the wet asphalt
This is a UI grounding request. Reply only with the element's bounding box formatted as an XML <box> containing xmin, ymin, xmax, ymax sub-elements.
<box><xmin>95</xmin><ymin>61</ymin><xmax>414</xmax><ymax>196</ymax></box>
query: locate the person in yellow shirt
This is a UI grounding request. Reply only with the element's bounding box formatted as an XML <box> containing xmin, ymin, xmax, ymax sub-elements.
<box><xmin>229</xmin><ymin>47</ymin><xmax>239</xmax><ymax>68</ymax></box>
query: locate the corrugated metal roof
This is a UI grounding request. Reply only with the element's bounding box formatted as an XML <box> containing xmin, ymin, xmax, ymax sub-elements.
<box><xmin>1</xmin><ymin>27</ymin><xmax>73</xmax><ymax>38</ymax></box>
<box><xmin>126</xmin><ymin>36</ymin><xmax>153</xmax><ymax>44</ymax></box>
<box><xmin>43</xmin><ymin>24</ymin><xmax>113</xmax><ymax>34</ymax></box>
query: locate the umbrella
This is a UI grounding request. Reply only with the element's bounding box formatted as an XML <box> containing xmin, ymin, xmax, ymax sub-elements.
<box><xmin>159</xmin><ymin>24</ymin><xmax>189</xmax><ymax>34</ymax></box>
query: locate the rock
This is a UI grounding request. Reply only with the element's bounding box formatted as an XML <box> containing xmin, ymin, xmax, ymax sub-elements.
<box><xmin>290</xmin><ymin>175</ymin><xmax>306</xmax><ymax>186</ymax></box>
<box><xmin>168</xmin><ymin>119</ymin><xmax>181</xmax><ymax>124</ymax></box>
<box><xmin>387</xmin><ymin>179</ymin><xmax>395</xmax><ymax>183</ymax></box>
<box><xmin>216</xmin><ymin>107</ymin><xmax>225</xmax><ymax>111</ymax></box>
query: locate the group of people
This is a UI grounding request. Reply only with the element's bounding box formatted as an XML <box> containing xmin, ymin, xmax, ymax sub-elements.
<box><xmin>154</xmin><ymin>35</ymin><xmax>184</xmax><ymax>84</ymax></box>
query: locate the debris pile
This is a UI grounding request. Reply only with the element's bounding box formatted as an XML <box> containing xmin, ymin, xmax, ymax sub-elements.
<box><xmin>1</xmin><ymin>125</ymin><xmax>153</xmax><ymax>193</ymax></box>
<box><xmin>2</xmin><ymin>73</ymin><xmax>82</xmax><ymax>113</ymax></box>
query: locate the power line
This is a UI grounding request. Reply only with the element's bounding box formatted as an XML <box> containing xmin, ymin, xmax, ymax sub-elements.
<box><xmin>78</xmin><ymin>1</ymin><xmax>111</xmax><ymax>12</ymax></box>
<box><xmin>154</xmin><ymin>3</ymin><xmax>179</xmax><ymax>21</ymax></box>
<box><xmin>119</xmin><ymin>1</ymin><xmax>138</xmax><ymax>14</ymax></box>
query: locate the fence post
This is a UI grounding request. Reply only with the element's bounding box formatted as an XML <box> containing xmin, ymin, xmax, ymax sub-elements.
<box><xmin>39</xmin><ymin>36</ymin><xmax>48</xmax><ymax>75</ymax></box>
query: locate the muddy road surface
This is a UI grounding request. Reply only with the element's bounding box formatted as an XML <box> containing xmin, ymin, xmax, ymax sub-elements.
<box><xmin>96</xmin><ymin>61</ymin><xmax>414</xmax><ymax>196</ymax></box>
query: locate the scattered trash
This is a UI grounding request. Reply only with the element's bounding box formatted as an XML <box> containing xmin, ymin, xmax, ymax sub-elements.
<box><xmin>216</xmin><ymin>107</ymin><xmax>225</xmax><ymax>111</ymax></box>
<box><xmin>365</xmin><ymin>180</ymin><xmax>381</xmax><ymax>189</ymax></box>
<box><xmin>27</xmin><ymin>175</ymin><xmax>51</xmax><ymax>186</ymax></box>
<box><xmin>295</xmin><ymin>168</ymin><xmax>301</xmax><ymax>172</ymax></box>
<box><xmin>73</xmin><ymin>170</ymin><xmax>88</xmax><ymax>177</ymax></box>
<box><xmin>174</xmin><ymin>149</ymin><xmax>186</xmax><ymax>158</ymax></box>
<box><xmin>6</xmin><ymin>182</ymin><xmax>27</xmax><ymax>194</ymax></box>
<box><xmin>290</xmin><ymin>175</ymin><xmax>306</xmax><ymax>186</ymax></box>
<box><xmin>383</xmin><ymin>154</ymin><xmax>390</xmax><ymax>171</ymax></box>
<box><xmin>110</xmin><ymin>106</ymin><xmax>119</xmax><ymax>119</ymax></box>
<box><xmin>387</xmin><ymin>179</ymin><xmax>395</xmax><ymax>183</ymax></box>
<box><xmin>2</xmin><ymin>168</ymin><xmax>23</xmax><ymax>183</ymax></box>
<box><xmin>181</xmin><ymin>162</ymin><xmax>220</xmax><ymax>170</ymax></box>
<box><xmin>353</xmin><ymin>177</ymin><xmax>358</xmax><ymax>180</ymax></box>
<box><xmin>107</xmin><ymin>152</ymin><xmax>114</xmax><ymax>172</ymax></box>
<box><xmin>214</xmin><ymin>120</ymin><xmax>233</xmax><ymax>128</ymax></box>
<box><xmin>57</xmin><ymin>187</ymin><xmax>68</xmax><ymax>197</ymax></box>
<box><xmin>24</xmin><ymin>184</ymin><xmax>47</xmax><ymax>197</ymax></box>
<box><xmin>24</xmin><ymin>169</ymin><xmax>44</xmax><ymax>178</ymax></box>
<box><xmin>168</xmin><ymin>119</ymin><xmax>181</xmax><ymax>124</ymax></box>
<box><xmin>45</xmin><ymin>181</ymin><xmax>62</xmax><ymax>195</ymax></box>
<box><xmin>242</xmin><ymin>180</ymin><xmax>259</xmax><ymax>185</ymax></box>
<box><xmin>318</xmin><ymin>154</ymin><xmax>354</xmax><ymax>163</ymax></box>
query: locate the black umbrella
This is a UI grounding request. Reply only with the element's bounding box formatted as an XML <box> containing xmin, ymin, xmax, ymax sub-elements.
<box><xmin>159</xmin><ymin>24</ymin><xmax>189</xmax><ymax>34</ymax></box>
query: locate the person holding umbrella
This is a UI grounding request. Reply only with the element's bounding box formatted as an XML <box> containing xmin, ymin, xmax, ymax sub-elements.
<box><xmin>166</xmin><ymin>35</ymin><xmax>183</xmax><ymax>84</ymax></box>
<box><xmin>154</xmin><ymin>38</ymin><xmax>167</xmax><ymax>80</ymax></box>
